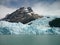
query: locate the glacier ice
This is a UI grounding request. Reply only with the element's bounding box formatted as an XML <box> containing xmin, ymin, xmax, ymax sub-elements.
<box><xmin>0</xmin><ymin>16</ymin><xmax>60</xmax><ymax>35</ymax></box>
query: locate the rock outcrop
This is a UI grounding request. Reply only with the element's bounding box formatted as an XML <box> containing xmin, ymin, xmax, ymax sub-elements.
<box><xmin>49</xmin><ymin>18</ymin><xmax>60</xmax><ymax>27</ymax></box>
<box><xmin>1</xmin><ymin>7</ymin><xmax>43</xmax><ymax>24</ymax></box>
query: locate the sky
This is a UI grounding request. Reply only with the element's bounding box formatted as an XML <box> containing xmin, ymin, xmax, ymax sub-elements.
<box><xmin>0</xmin><ymin>0</ymin><xmax>60</xmax><ymax>19</ymax></box>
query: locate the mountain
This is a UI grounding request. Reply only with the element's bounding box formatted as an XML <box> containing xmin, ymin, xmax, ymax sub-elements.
<box><xmin>0</xmin><ymin>7</ymin><xmax>60</xmax><ymax>35</ymax></box>
<box><xmin>1</xmin><ymin>7</ymin><xmax>43</xmax><ymax>24</ymax></box>
<box><xmin>0</xmin><ymin>7</ymin><xmax>60</xmax><ymax>27</ymax></box>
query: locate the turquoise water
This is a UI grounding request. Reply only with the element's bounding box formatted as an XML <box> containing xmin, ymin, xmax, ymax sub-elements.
<box><xmin>0</xmin><ymin>35</ymin><xmax>60</xmax><ymax>45</ymax></box>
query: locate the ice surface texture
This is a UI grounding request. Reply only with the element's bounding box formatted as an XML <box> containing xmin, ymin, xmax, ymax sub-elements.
<box><xmin>0</xmin><ymin>16</ymin><xmax>60</xmax><ymax>35</ymax></box>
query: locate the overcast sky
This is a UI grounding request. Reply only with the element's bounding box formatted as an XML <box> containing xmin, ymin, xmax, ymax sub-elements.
<box><xmin>0</xmin><ymin>0</ymin><xmax>60</xmax><ymax>19</ymax></box>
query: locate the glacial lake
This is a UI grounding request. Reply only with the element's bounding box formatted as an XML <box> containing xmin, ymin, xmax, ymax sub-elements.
<box><xmin>0</xmin><ymin>35</ymin><xmax>60</xmax><ymax>45</ymax></box>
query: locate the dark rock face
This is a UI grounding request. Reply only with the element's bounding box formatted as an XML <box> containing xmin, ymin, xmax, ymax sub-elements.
<box><xmin>1</xmin><ymin>7</ymin><xmax>43</xmax><ymax>24</ymax></box>
<box><xmin>49</xmin><ymin>18</ymin><xmax>60</xmax><ymax>27</ymax></box>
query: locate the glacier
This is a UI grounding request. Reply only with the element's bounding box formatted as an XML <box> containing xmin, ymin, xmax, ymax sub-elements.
<box><xmin>0</xmin><ymin>16</ymin><xmax>60</xmax><ymax>35</ymax></box>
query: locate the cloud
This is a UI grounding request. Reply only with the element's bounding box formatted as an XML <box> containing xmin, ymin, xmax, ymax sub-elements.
<box><xmin>32</xmin><ymin>1</ymin><xmax>60</xmax><ymax>17</ymax></box>
<box><xmin>0</xmin><ymin>5</ymin><xmax>16</xmax><ymax>19</ymax></box>
<box><xmin>0</xmin><ymin>0</ymin><xmax>60</xmax><ymax>19</ymax></box>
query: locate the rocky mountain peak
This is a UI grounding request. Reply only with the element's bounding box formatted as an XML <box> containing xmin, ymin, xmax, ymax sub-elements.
<box><xmin>18</xmin><ymin>7</ymin><xmax>33</xmax><ymax>13</ymax></box>
<box><xmin>1</xmin><ymin>7</ymin><xmax>43</xmax><ymax>24</ymax></box>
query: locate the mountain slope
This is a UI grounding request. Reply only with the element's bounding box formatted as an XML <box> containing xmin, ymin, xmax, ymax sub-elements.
<box><xmin>1</xmin><ymin>7</ymin><xmax>43</xmax><ymax>24</ymax></box>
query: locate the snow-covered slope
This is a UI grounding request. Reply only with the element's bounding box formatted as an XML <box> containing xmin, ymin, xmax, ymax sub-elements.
<box><xmin>0</xmin><ymin>16</ymin><xmax>60</xmax><ymax>35</ymax></box>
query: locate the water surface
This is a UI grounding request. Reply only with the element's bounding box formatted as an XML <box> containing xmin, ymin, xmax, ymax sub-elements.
<box><xmin>0</xmin><ymin>35</ymin><xmax>60</xmax><ymax>45</ymax></box>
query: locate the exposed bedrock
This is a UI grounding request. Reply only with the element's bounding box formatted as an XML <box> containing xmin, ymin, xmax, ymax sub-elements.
<box><xmin>1</xmin><ymin>7</ymin><xmax>43</xmax><ymax>24</ymax></box>
<box><xmin>49</xmin><ymin>18</ymin><xmax>60</xmax><ymax>27</ymax></box>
